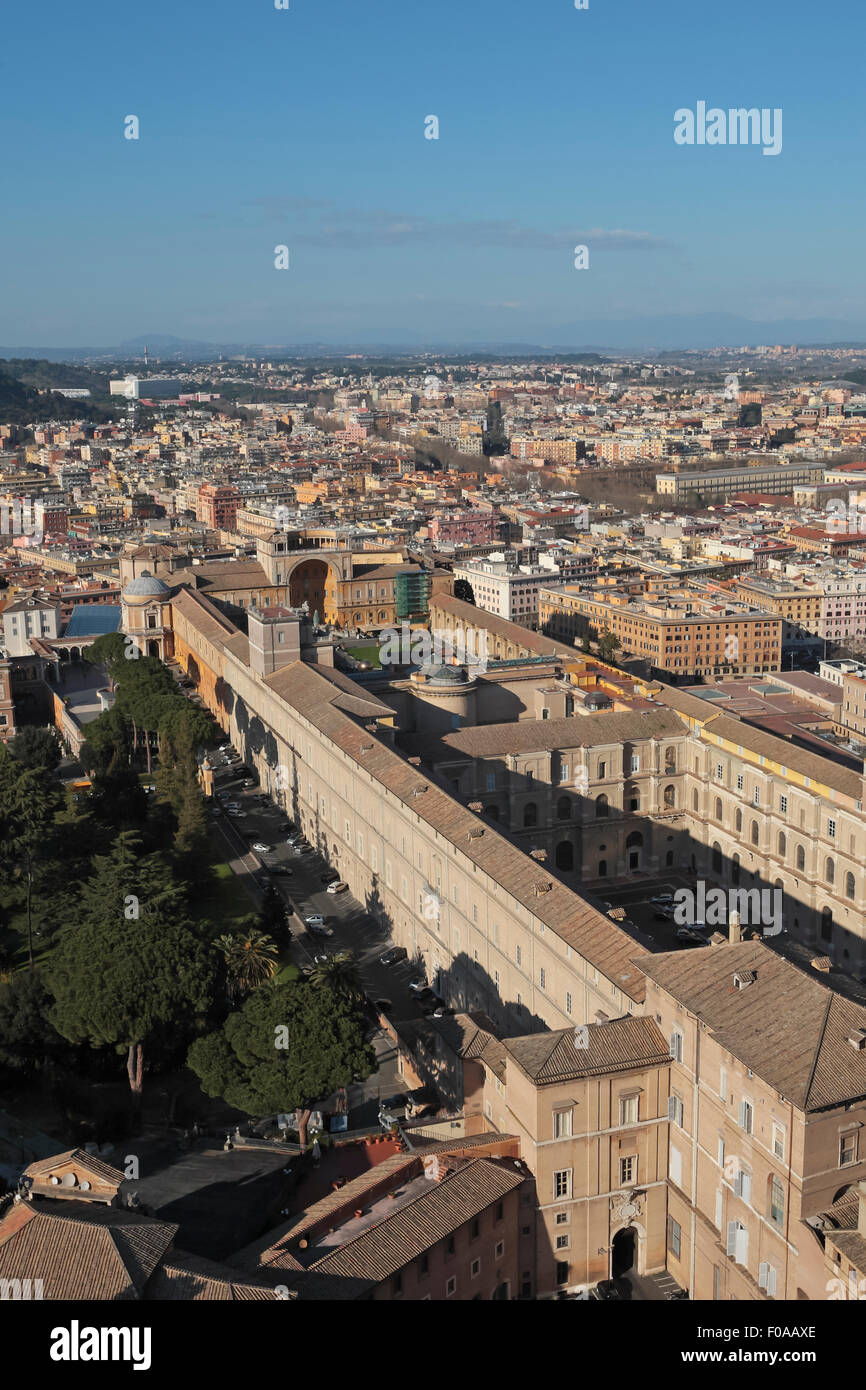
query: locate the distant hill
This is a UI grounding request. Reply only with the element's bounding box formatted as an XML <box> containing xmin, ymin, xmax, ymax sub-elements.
<box><xmin>2</xmin><ymin>358</ymin><xmax>111</xmax><ymax>394</ymax></box>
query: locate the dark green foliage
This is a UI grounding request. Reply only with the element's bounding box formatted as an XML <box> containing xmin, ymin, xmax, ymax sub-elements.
<box><xmin>187</xmin><ymin>978</ymin><xmax>374</xmax><ymax>1118</ymax></box>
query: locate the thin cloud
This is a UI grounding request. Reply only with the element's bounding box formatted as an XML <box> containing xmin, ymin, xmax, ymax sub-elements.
<box><xmin>249</xmin><ymin>197</ymin><xmax>670</xmax><ymax>252</ymax></box>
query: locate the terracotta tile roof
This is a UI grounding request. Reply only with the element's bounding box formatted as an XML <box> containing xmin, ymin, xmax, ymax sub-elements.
<box><xmin>418</xmin><ymin>708</ymin><xmax>686</xmax><ymax>760</ymax></box>
<box><xmin>0</xmin><ymin>1201</ymin><xmax>177</xmax><ymax>1300</ymax></box>
<box><xmin>298</xmin><ymin>1158</ymin><xmax>526</xmax><ymax>1299</ymax></box>
<box><xmin>265</xmin><ymin>660</ymin><xmax>648</xmax><ymax>1002</ymax></box>
<box><xmin>637</xmin><ymin>940</ymin><xmax>866</xmax><ymax>1111</ymax></box>
<box><xmin>431</xmin><ymin>594</ymin><xmax>576</xmax><ymax>660</ymax></box>
<box><xmin>24</xmin><ymin>1148</ymin><xmax>126</xmax><ymax>1188</ymax></box>
<box><xmin>147</xmin><ymin>1249</ymin><xmax>290</xmax><ymax>1300</ymax></box>
<box><xmin>501</xmin><ymin>1015</ymin><xmax>672</xmax><ymax>1084</ymax></box>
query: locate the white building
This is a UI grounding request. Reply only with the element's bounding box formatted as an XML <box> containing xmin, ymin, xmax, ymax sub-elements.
<box><xmin>451</xmin><ymin>553</ymin><xmax>565</xmax><ymax>626</ymax></box>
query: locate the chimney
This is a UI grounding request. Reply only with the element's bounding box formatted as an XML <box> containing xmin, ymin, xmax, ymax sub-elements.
<box><xmin>859</xmin><ymin>1181</ymin><xmax>866</xmax><ymax>1237</ymax></box>
<box><xmin>729</xmin><ymin>910</ymin><xmax>742</xmax><ymax>945</ymax></box>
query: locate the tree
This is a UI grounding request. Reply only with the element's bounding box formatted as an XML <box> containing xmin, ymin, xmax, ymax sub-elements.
<box><xmin>0</xmin><ymin>970</ymin><xmax>66</xmax><ymax>1075</ymax></box>
<box><xmin>307</xmin><ymin>949</ymin><xmax>363</xmax><ymax>1001</ymax></box>
<box><xmin>597</xmin><ymin>629</ymin><xmax>622</xmax><ymax>664</ymax></box>
<box><xmin>258</xmin><ymin>882</ymin><xmax>289</xmax><ymax>948</ymax></box>
<box><xmin>215</xmin><ymin>926</ymin><xmax>278</xmax><ymax>1002</ymax></box>
<box><xmin>7</xmin><ymin>726</ymin><xmax>61</xmax><ymax>773</ymax></box>
<box><xmin>0</xmin><ymin>746</ymin><xmax>64</xmax><ymax>966</ymax></box>
<box><xmin>47</xmin><ymin>832</ymin><xmax>215</xmax><ymax>1111</ymax></box>
<box><xmin>453</xmin><ymin>578</ymin><xmax>475</xmax><ymax>605</ymax></box>
<box><xmin>187</xmin><ymin>978</ymin><xmax>374</xmax><ymax>1148</ymax></box>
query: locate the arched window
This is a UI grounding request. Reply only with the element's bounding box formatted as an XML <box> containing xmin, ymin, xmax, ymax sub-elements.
<box><xmin>626</xmin><ymin>831</ymin><xmax>643</xmax><ymax>849</ymax></box>
<box><xmin>778</xmin><ymin>832</ymin><xmax>786</xmax><ymax>857</ymax></box>
<box><xmin>663</xmin><ymin>784</ymin><xmax>676</xmax><ymax>809</ymax></box>
<box><xmin>820</xmin><ymin>906</ymin><xmax>833</xmax><ymax>942</ymax></box>
<box><xmin>523</xmin><ymin>803</ymin><xmax>537</xmax><ymax>828</ymax></box>
<box><xmin>796</xmin><ymin>845</ymin><xmax>805</xmax><ymax>871</ymax></box>
<box><xmin>598</xmin><ymin>859</ymin><xmax>607</xmax><ymax>878</ymax></box>
<box><xmin>595</xmin><ymin>793</ymin><xmax>609</xmax><ymax>819</ymax></box>
<box><xmin>711</xmin><ymin>841</ymin><xmax>722</xmax><ymax>873</ymax></box>
<box><xmin>751</xmin><ymin>821</ymin><xmax>759</xmax><ymax>846</ymax></box>
<box><xmin>353</xmin><ymin>612</ymin><xmax>362</xmax><ymax>623</ymax></box>
<box><xmin>846</xmin><ymin>871</ymin><xmax>855</xmax><ymax>901</ymax></box>
<box><xmin>664</xmin><ymin>746</ymin><xmax>676</xmax><ymax>773</ymax></box>
<box><xmin>768</xmin><ymin>1175</ymin><xmax>785</xmax><ymax>1227</ymax></box>
<box><xmin>555</xmin><ymin>841</ymin><xmax>574</xmax><ymax>871</ymax></box>
<box><xmin>735</xmin><ymin>809</ymin><xmax>743</xmax><ymax>833</ymax></box>
<box><xmin>556</xmin><ymin>796</ymin><xmax>571</xmax><ymax>821</ymax></box>
<box><xmin>598</xmin><ymin>760</ymin><xmax>606</xmax><ymax>779</ymax></box>
<box><xmin>825</xmin><ymin>857</ymin><xmax>835</xmax><ymax>885</ymax></box>
<box><xmin>629</xmin><ymin>789</ymin><xmax>641</xmax><ymax>812</ymax></box>
<box><xmin>715</xmin><ymin>797</ymin><xmax>723</xmax><ymax>821</ymax></box>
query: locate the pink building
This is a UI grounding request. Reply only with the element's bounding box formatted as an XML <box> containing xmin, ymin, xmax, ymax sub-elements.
<box><xmin>428</xmin><ymin>509</ymin><xmax>501</xmax><ymax>546</ymax></box>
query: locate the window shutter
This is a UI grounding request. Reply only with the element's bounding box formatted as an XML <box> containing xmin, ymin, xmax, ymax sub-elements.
<box><xmin>741</xmin><ymin>1171</ymin><xmax>751</xmax><ymax>1204</ymax></box>
<box><xmin>669</xmin><ymin>1032</ymin><xmax>678</xmax><ymax>1059</ymax></box>
<box><xmin>726</xmin><ymin>1221</ymin><xmax>737</xmax><ymax>1257</ymax></box>
<box><xmin>668</xmin><ymin>1096</ymin><xmax>677</xmax><ymax>1121</ymax></box>
<box><xmin>767</xmin><ymin>1265</ymin><xmax>776</xmax><ymax>1297</ymax></box>
<box><xmin>715</xmin><ymin>1189</ymin><xmax>723</xmax><ymax>1229</ymax></box>
<box><xmin>738</xmin><ymin>1100</ymin><xmax>746</xmax><ymax>1128</ymax></box>
<box><xmin>758</xmin><ymin>1262</ymin><xmax>769</xmax><ymax>1290</ymax></box>
<box><xmin>733</xmin><ymin>1171</ymin><xmax>742</xmax><ymax>1198</ymax></box>
<box><xmin>735</xmin><ymin>1227</ymin><xmax>748</xmax><ymax>1266</ymax></box>
<box><xmin>670</xmin><ymin>1147</ymin><xmax>682</xmax><ymax>1188</ymax></box>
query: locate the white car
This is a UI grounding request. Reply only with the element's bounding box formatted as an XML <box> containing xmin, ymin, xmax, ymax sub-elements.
<box><xmin>252</xmin><ymin>842</ymin><xmax>272</xmax><ymax>854</ymax></box>
<box><xmin>326</xmin><ymin>880</ymin><xmax>348</xmax><ymax>895</ymax></box>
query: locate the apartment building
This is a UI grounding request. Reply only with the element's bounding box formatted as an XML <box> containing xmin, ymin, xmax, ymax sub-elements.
<box><xmin>656</xmin><ymin>462</ymin><xmax>824</xmax><ymax>504</ymax></box>
<box><xmin>452</xmin><ymin>555</ymin><xmax>564</xmax><ymax>627</ymax></box>
<box><xmin>539</xmin><ymin>584</ymin><xmax>782</xmax><ymax>680</ymax></box>
<box><xmin>639</xmin><ymin>939</ymin><xmax>866</xmax><ymax>1301</ymax></box>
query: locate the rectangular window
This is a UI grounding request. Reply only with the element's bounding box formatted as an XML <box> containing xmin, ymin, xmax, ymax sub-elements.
<box><xmin>620</xmin><ymin>1155</ymin><xmax>636</xmax><ymax>1186</ymax></box>
<box><xmin>840</xmin><ymin>1132</ymin><xmax>858</xmax><ymax>1166</ymax></box>
<box><xmin>726</xmin><ymin>1221</ymin><xmax>748</xmax><ymax>1266</ymax></box>
<box><xmin>715</xmin><ymin>1189</ymin><xmax>723</xmax><ymax>1230</ymax></box>
<box><xmin>758</xmin><ymin>1262</ymin><xmax>777</xmax><ymax>1297</ymax></box>
<box><xmin>720</xmin><ymin>1066</ymin><xmax>727</xmax><ymax>1102</ymax></box>
<box><xmin>555</xmin><ymin>1234</ymin><xmax>569</xmax><ymax>1251</ymax></box>
<box><xmin>739</xmin><ymin>1099</ymin><xmax>753</xmax><ymax>1135</ymax></box>
<box><xmin>668</xmin><ymin>1094</ymin><xmax>684</xmax><ymax>1127</ymax></box>
<box><xmin>780</xmin><ymin>795</ymin><xmax>788</xmax><ymax>814</ymax></box>
<box><xmin>717</xmin><ymin>1135</ymin><xmax>725</xmax><ymax>1169</ymax></box>
<box><xmin>565</xmin><ymin>992</ymin><xmax>572</xmax><ymax>1015</ymax></box>
<box><xmin>555</xmin><ymin>1211</ymin><xmax>569</xmax><ymax>1226</ymax></box>
<box><xmin>667</xmin><ymin>1216</ymin><xmax>681</xmax><ymax>1260</ymax></box>
<box><xmin>553</xmin><ymin>1170</ymin><xmax>572</xmax><ymax>1200</ymax></box>
<box><xmin>753</xmin><ymin>787</ymin><xmax>760</xmax><ymax>806</ymax></box>
<box><xmin>556</xmin><ymin>1261</ymin><xmax>569</xmax><ymax>1285</ymax></box>
<box><xmin>445</xmin><ymin>1276</ymin><xmax>456</xmax><ymax>1297</ymax></box>
<box><xmin>828</xmin><ymin>818</ymin><xmax>836</xmax><ymax>839</ymax></box>
<box><xmin>470</xmin><ymin>1259</ymin><xmax>480</xmax><ymax>1278</ymax></box>
<box><xmin>736</xmin><ymin>774</ymin><xmax>744</xmax><ymax>791</ymax></box>
<box><xmin>539</xmin><ymin>967</ymin><xmax>546</xmax><ymax>990</ymax></box>
<box><xmin>773</xmin><ymin>1124</ymin><xmax>785</xmax><ymax>1160</ymax></box>
<box><xmin>670</xmin><ymin>1030</ymin><xmax>683</xmax><ymax>1063</ymax></box>
<box><xmin>516</xmin><ymin>945</ymin><xmax>521</xmax><ymax>966</ymax></box>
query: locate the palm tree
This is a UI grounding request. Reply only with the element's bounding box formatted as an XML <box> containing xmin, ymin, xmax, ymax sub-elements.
<box><xmin>216</xmin><ymin>928</ymin><xmax>278</xmax><ymax>1001</ymax></box>
<box><xmin>308</xmin><ymin>950</ymin><xmax>363</xmax><ymax>1000</ymax></box>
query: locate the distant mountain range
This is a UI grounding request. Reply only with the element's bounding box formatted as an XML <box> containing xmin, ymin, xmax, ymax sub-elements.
<box><xmin>3</xmin><ymin>315</ymin><xmax>866</xmax><ymax>360</ymax></box>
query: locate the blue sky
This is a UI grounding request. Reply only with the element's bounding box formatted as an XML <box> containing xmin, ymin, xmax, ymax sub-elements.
<box><xmin>3</xmin><ymin>0</ymin><xmax>864</xmax><ymax>347</ymax></box>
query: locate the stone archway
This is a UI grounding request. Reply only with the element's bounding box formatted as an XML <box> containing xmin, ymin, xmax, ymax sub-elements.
<box><xmin>288</xmin><ymin>557</ymin><xmax>330</xmax><ymax>613</ymax></box>
<box><xmin>610</xmin><ymin>1218</ymin><xmax>646</xmax><ymax>1277</ymax></box>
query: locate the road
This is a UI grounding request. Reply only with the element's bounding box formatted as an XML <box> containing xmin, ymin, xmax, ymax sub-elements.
<box><xmin>207</xmin><ymin>746</ymin><xmax>435</xmax><ymax>1125</ymax></box>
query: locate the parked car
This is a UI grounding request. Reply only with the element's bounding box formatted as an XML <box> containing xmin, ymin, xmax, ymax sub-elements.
<box><xmin>591</xmin><ymin>1278</ymin><xmax>629</xmax><ymax>1301</ymax></box>
<box><xmin>380</xmin><ymin>946</ymin><xmax>408</xmax><ymax>967</ymax></box>
<box><xmin>319</xmin><ymin>869</ymin><xmax>340</xmax><ymax>885</ymax></box>
<box><xmin>676</xmin><ymin>926</ymin><xmax>709</xmax><ymax>947</ymax></box>
<box><xmin>251</xmin><ymin>842</ymin><xmax>273</xmax><ymax>854</ymax></box>
<box><xmin>242</xmin><ymin>779</ymin><xmax>255</xmax><ymax>788</ymax></box>
<box><xmin>650</xmin><ymin>893</ymin><xmax>675</xmax><ymax>905</ymax></box>
<box><xmin>271</xmin><ymin>865</ymin><xmax>293</xmax><ymax>877</ymax></box>
<box><xmin>408</xmin><ymin>980</ymin><xmax>428</xmax><ymax>994</ymax></box>
<box><xmin>326</xmin><ymin>880</ymin><xmax>348</xmax><ymax>895</ymax></box>
<box><xmin>306</xmin><ymin>917</ymin><xmax>334</xmax><ymax>937</ymax></box>
<box><xmin>228</xmin><ymin>811</ymin><xmax>247</xmax><ymax>819</ymax></box>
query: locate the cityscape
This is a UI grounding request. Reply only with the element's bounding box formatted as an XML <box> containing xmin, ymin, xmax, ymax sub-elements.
<box><xmin>0</xmin><ymin>0</ymin><xmax>862</xmax><ymax>1364</ymax></box>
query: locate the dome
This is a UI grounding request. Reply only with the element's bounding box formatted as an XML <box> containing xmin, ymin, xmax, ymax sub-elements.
<box><xmin>123</xmin><ymin>569</ymin><xmax>170</xmax><ymax>599</ymax></box>
<box><xmin>424</xmin><ymin>662</ymin><xmax>468</xmax><ymax>685</ymax></box>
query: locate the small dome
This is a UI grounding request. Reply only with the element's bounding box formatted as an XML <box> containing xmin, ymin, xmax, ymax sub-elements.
<box><xmin>425</xmin><ymin>662</ymin><xmax>468</xmax><ymax>685</ymax></box>
<box><xmin>124</xmin><ymin>569</ymin><xmax>170</xmax><ymax>598</ymax></box>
